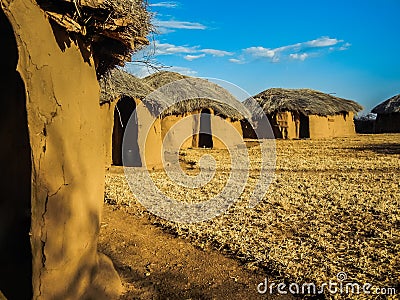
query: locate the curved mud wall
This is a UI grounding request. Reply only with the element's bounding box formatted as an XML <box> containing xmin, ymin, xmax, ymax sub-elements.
<box><xmin>0</xmin><ymin>7</ymin><xmax>32</xmax><ymax>299</ymax></box>
<box><xmin>1</xmin><ymin>0</ymin><xmax>121</xmax><ymax>298</ymax></box>
<box><xmin>161</xmin><ymin>111</ymin><xmax>243</xmax><ymax>150</ymax></box>
<box><xmin>102</xmin><ymin>98</ymin><xmax>163</xmax><ymax>169</ymax></box>
<box><xmin>262</xmin><ymin>111</ymin><xmax>356</xmax><ymax>139</ymax></box>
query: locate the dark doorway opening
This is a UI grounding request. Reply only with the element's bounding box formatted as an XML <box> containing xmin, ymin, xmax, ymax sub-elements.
<box><xmin>299</xmin><ymin>113</ymin><xmax>310</xmax><ymax>138</ymax></box>
<box><xmin>0</xmin><ymin>9</ymin><xmax>33</xmax><ymax>299</ymax></box>
<box><xmin>112</xmin><ymin>96</ymin><xmax>141</xmax><ymax>166</ymax></box>
<box><xmin>198</xmin><ymin>108</ymin><xmax>213</xmax><ymax>148</ymax></box>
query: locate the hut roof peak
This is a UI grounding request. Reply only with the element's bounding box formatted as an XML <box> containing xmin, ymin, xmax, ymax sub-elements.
<box><xmin>247</xmin><ymin>87</ymin><xmax>363</xmax><ymax>117</ymax></box>
<box><xmin>372</xmin><ymin>94</ymin><xmax>400</xmax><ymax>114</ymax></box>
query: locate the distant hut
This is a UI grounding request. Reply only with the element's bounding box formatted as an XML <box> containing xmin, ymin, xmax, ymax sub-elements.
<box><xmin>371</xmin><ymin>94</ymin><xmax>400</xmax><ymax>133</ymax></box>
<box><xmin>143</xmin><ymin>71</ymin><xmax>245</xmax><ymax>150</ymax></box>
<box><xmin>100</xmin><ymin>68</ymin><xmax>163</xmax><ymax>169</ymax></box>
<box><xmin>1</xmin><ymin>0</ymin><xmax>149</xmax><ymax>298</ymax></box>
<box><xmin>245</xmin><ymin>88</ymin><xmax>362</xmax><ymax>139</ymax></box>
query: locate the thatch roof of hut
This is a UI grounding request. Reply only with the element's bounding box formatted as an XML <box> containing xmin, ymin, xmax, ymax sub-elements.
<box><xmin>142</xmin><ymin>71</ymin><xmax>188</xmax><ymax>89</ymax></box>
<box><xmin>371</xmin><ymin>94</ymin><xmax>400</xmax><ymax>114</ymax></box>
<box><xmin>247</xmin><ymin>88</ymin><xmax>362</xmax><ymax>118</ymax></box>
<box><xmin>99</xmin><ymin>68</ymin><xmax>153</xmax><ymax>104</ymax></box>
<box><xmin>100</xmin><ymin>70</ymin><xmax>245</xmax><ymax>120</ymax></box>
<box><xmin>37</xmin><ymin>0</ymin><xmax>151</xmax><ymax>75</ymax></box>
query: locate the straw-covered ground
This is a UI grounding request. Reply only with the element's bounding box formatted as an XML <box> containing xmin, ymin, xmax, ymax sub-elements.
<box><xmin>104</xmin><ymin>134</ymin><xmax>400</xmax><ymax>299</ymax></box>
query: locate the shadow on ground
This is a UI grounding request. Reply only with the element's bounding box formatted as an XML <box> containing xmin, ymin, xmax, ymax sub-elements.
<box><xmin>347</xmin><ymin>143</ymin><xmax>400</xmax><ymax>154</ymax></box>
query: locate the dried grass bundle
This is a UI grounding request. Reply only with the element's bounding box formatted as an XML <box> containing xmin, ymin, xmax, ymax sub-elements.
<box><xmin>37</xmin><ymin>0</ymin><xmax>151</xmax><ymax>75</ymax></box>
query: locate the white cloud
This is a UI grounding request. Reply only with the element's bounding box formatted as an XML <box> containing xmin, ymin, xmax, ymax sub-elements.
<box><xmin>149</xmin><ymin>1</ymin><xmax>179</xmax><ymax>8</ymax></box>
<box><xmin>152</xmin><ymin>41</ymin><xmax>234</xmax><ymax>62</ymax></box>
<box><xmin>200</xmin><ymin>49</ymin><xmax>234</xmax><ymax>57</ymax></box>
<box><xmin>244</xmin><ymin>46</ymin><xmax>275</xmax><ymax>58</ymax></box>
<box><xmin>184</xmin><ymin>54</ymin><xmax>206</xmax><ymax>61</ymax></box>
<box><xmin>155</xmin><ymin>41</ymin><xmax>199</xmax><ymax>55</ymax></box>
<box><xmin>339</xmin><ymin>42</ymin><xmax>352</xmax><ymax>51</ymax></box>
<box><xmin>290</xmin><ymin>53</ymin><xmax>308</xmax><ymax>61</ymax></box>
<box><xmin>306</xmin><ymin>37</ymin><xmax>342</xmax><ymax>47</ymax></box>
<box><xmin>229</xmin><ymin>58</ymin><xmax>245</xmax><ymax>64</ymax></box>
<box><xmin>231</xmin><ymin>36</ymin><xmax>350</xmax><ymax>64</ymax></box>
<box><xmin>154</xmin><ymin>20</ymin><xmax>206</xmax><ymax>30</ymax></box>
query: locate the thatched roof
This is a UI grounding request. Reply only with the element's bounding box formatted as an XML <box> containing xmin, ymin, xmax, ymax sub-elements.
<box><xmin>371</xmin><ymin>94</ymin><xmax>400</xmax><ymax>114</ymax></box>
<box><xmin>100</xmin><ymin>70</ymin><xmax>248</xmax><ymax>120</ymax></box>
<box><xmin>247</xmin><ymin>88</ymin><xmax>362</xmax><ymax>118</ymax></box>
<box><xmin>143</xmin><ymin>71</ymin><xmax>188</xmax><ymax>89</ymax></box>
<box><xmin>99</xmin><ymin>68</ymin><xmax>153</xmax><ymax>104</ymax></box>
<box><xmin>142</xmin><ymin>71</ymin><xmax>247</xmax><ymax>120</ymax></box>
<box><xmin>37</xmin><ymin>0</ymin><xmax>151</xmax><ymax>75</ymax></box>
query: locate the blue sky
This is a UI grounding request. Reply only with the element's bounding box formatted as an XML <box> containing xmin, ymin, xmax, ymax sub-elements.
<box><xmin>126</xmin><ymin>0</ymin><xmax>400</xmax><ymax>114</ymax></box>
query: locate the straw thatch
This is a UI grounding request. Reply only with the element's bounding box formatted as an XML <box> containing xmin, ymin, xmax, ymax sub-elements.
<box><xmin>143</xmin><ymin>71</ymin><xmax>188</xmax><ymax>89</ymax></box>
<box><xmin>143</xmin><ymin>71</ymin><xmax>247</xmax><ymax>120</ymax></box>
<box><xmin>99</xmin><ymin>68</ymin><xmax>153</xmax><ymax>103</ymax></box>
<box><xmin>247</xmin><ymin>88</ymin><xmax>362</xmax><ymax>118</ymax></box>
<box><xmin>102</xmin><ymin>70</ymin><xmax>248</xmax><ymax>120</ymax></box>
<box><xmin>371</xmin><ymin>94</ymin><xmax>400</xmax><ymax>114</ymax></box>
<box><xmin>37</xmin><ymin>0</ymin><xmax>151</xmax><ymax>75</ymax></box>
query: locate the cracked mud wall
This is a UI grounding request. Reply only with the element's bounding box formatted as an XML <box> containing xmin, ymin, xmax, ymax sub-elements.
<box><xmin>0</xmin><ymin>7</ymin><xmax>32</xmax><ymax>299</ymax></box>
<box><xmin>1</xmin><ymin>0</ymin><xmax>122</xmax><ymax>298</ymax></box>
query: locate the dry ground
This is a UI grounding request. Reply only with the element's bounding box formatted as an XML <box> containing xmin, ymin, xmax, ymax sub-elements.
<box><xmin>100</xmin><ymin>134</ymin><xmax>400</xmax><ymax>299</ymax></box>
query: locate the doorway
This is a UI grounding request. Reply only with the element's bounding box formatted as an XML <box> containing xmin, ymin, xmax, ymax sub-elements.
<box><xmin>198</xmin><ymin>108</ymin><xmax>213</xmax><ymax>148</ymax></box>
<box><xmin>112</xmin><ymin>96</ymin><xmax>141</xmax><ymax>166</ymax></box>
<box><xmin>0</xmin><ymin>9</ymin><xmax>33</xmax><ymax>299</ymax></box>
<box><xmin>299</xmin><ymin>113</ymin><xmax>310</xmax><ymax>138</ymax></box>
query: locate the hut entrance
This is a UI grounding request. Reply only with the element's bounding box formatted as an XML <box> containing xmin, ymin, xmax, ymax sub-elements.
<box><xmin>112</xmin><ymin>96</ymin><xmax>141</xmax><ymax>166</ymax></box>
<box><xmin>0</xmin><ymin>9</ymin><xmax>33</xmax><ymax>299</ymax></box>
<box><xmin>299</xmin><ymin>113</ymin><xmax>310</xmax><ymax>138</ymax></box>
<box><xmin>198</xmin><ymin>108</ymin><xmax>213</xmax><ymax>148</ymax></box>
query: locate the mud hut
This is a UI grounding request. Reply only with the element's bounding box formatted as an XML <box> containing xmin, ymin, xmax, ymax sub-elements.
<box><xmin>143</xmin><ymin>71</ymin><xmax>245</xmax><ymax>150</ymax></box>
<box><xmin>372</xmin><ymin>94</ymin><xmax>400</xmax><ymax>133</ymax></box>
<box><xmin>0</xmin><ymin>0</ymin><xmax>149</xmax><ymax>298</ymax></box>
<box><xmin>100</xmin><ymin>68</ymin><xmax>164</xmax><ymax>169</ymax></box>
<box><xmin>245</xmin><ymin>88</ymin><xmax>362</xmax><ymax>139</ymax></box>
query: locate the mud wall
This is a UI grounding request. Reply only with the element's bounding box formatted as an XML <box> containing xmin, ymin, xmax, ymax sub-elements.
<box><xmin>136</xmin><ymin>101</ymin><xmax>163</xmax><ymax>169</ymax></box>
<box><xmin>267</xmin><ymin>112</ymin><xmax>299</xmax><ymax>139</ymax></box>
<box><xmin>1</xmin><ymin>0</ymin><xmax>121</xmax><ymax>298</ymax></box>
<box><xmin>0</xmin><ymin>7</ymin><xmax>32</xmax><ymax>299</ymax></box>
<box><xmin>161</xmin><ymin>111</ymin><xmax>243</xmax><ymax>150</ymax></box>
<box><xmin>102</xmin><ymin>98</ymin><xmax>163</xmax><ymax>169</ymax></box>
<box><xmin>309</xmin><ymin>112</ymin><xmax>356</xmax><ymax>138</ymax></box>
<box><xmin>101</xmin><ymin>101</ymin><xmax>115</xmax><ymax>167</ymax></box>
<box><xmin>375</xmin><ymin>113</ymin><xmax>400</xmax><ymax>133</ymax></box>
<box><xmin>161</xmin><ymin>113</ymin><xmax>198</xmax><ymax>150</ymax></box>
<box><xmin>211</xmin><ymin>118</ymin><xmax>243</xmax><ymax>149</ymax></box>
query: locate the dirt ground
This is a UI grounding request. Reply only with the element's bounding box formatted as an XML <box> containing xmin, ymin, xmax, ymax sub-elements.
<box><xmin>100</xmin><ymin>134</ymin><xmax>400</xmax><ymax>299</ymax></box>
<box><xmin>98</xmin><ymin>205</ymin><xmax>293</xmax><ymax>299</ymax></box>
